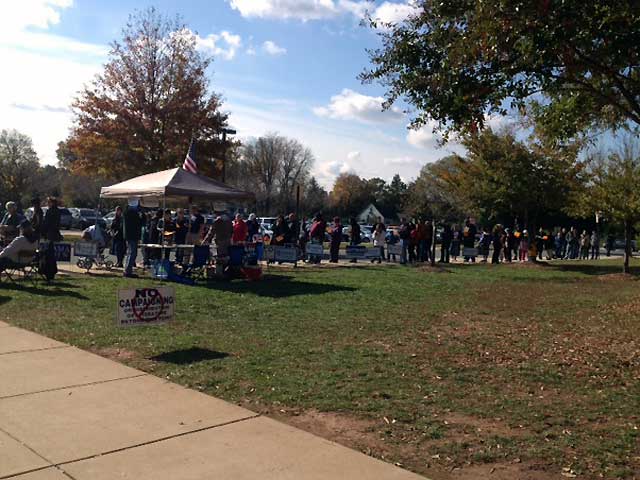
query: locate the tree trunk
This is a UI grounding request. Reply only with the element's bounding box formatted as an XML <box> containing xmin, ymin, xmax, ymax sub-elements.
<box><xmin>624</xmin><ymin>220</ymin><xmax>632</xmax><ymax>274</ymax></box>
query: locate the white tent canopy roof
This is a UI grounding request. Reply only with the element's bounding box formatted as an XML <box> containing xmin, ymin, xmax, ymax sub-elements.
<box><xmin>100</xmin><ymin>168</ymin><xmax>254</xmax><ymax>202</ymax></box>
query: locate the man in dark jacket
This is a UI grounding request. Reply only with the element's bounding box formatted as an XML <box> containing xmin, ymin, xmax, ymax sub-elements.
<box><xmin>31</xmin><ymin>198</ymin><xmax>44</xmax><ymax>239</ymax></box>
<box><xmin>42</xmin><ymin>197</ymin><xmax>62</xmax><ymax>242</ymax></box>
<box><xmin>123</xmin><ymin>200</ymin><xmax>142</xmax><ymax>278</ymax></box>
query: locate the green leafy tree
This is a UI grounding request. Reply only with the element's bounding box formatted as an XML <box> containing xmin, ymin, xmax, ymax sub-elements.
<box><xmin>573</xmin><ymin>140</ymin><xmax>640</xmax><ymax>273</ymax></box>
<box><xmin>380</xmin><ymin>174</ymin><xmax>407</xmax><ymax>219</ymax></box>
<box><xmin>362</xmin><ymin>1</ymin><xmax>640</xmax><ymax>140</ymax></box>
<box><xmin>301</xmin><ymin>177</ymin><xmax>329</xmax><ymax>216</ymax></box>
<box><xmin>405</xmin><ymin>155</ymin><xmax>471</xmax><ymax>222</ymax></box>
<box><xmin>456</xmin><ymin>129</ymin><xmax>582</xmax><ymax>228</ymax></box>
<box><xmin>0</xmin><ymin>129</ymin><xmax>40</xmax><ymax>208</ymax></box>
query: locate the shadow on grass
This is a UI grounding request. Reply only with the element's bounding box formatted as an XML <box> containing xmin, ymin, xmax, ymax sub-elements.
<box><xmin>0</xmin><ymin>296</ymin><xmax>11</xmax><ymax>306</ymax></box>
<box><xmin>203</xmin><ymin>275</ymin><xmax>358</xmax><ymax>298</ymax></box>
<box><xmin>151</xmin><ymin>347</ymin><xmax>230</xmax><ymax>364</ymax></box>
<box><xmin>0</xmin><ymin>282</ymin><xmax>90</xmax><ymax>299</ymax></box>
<box><xmin>547</xmin><ymin>261</ymin><xmax>640</xmax><ymax>277</ymax></box>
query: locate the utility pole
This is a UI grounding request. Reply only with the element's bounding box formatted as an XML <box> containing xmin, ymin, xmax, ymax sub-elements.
<box><xmin>220</xmin><ymin>128</ymin><xmax>236</xmax><ymax>183</ymax></box>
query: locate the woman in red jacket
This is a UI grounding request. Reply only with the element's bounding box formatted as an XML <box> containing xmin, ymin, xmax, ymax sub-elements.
<box><xmin>232</xmin><ymin>214</ymin><xmax>248</xmax><ymax>245</ymax></box>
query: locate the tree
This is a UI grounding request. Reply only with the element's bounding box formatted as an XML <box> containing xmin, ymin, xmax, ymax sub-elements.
<box><xmin>241</xmin><ymin>134</ymin><xmax>314</xmax><ymax>215</ymax></box>
<box><xmin>405</xmin><ymin>156</ymin><xmax>470</xmax><ymax>222</ymax></box>
<box><xmin>362</xmin><ymin>1</ymin><xmax>640</xmax><ymax>140</ymax></box>
<box><xmin>329</xmin><ymin>173</ymin><xmax>370</xmax><ymax>218</ymax></box>
<box><xmin>277</xmin><ymin>138</ymin><xmax>314</xmax><ymax>213</ymax></box>
<box><xmin>301</xmin><ymin>177</ymin><xmax>329</xmax><ymax>216</ymax></box>
<box><xmin>62</xmin><ymin>7</ymin><xmax>230</xmax><ymax>180</ymax></box>
<box><xmin>573</xmin><ymin>140</ymin><xmax>640</xmax><ymax>274</ymax></box>
<box><xmin>380</xmin><ymin>174</ymin><xmax>408</xmax><ymax>219</ymax></box>
<box><xmin>455</xmin><ymin>129</ymin><xmax>582</xmax><ymax>228</ymax></box>
<box><xmin>0</xmin><ymin>129</ymin><xmax>40</xmax><ymax>207</ymax></box>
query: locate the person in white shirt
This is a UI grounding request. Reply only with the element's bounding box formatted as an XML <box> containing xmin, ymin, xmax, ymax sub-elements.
<box><xmin>0</xmin><ymin>220</ymin><xmax>39</xmax><ymax>272</ymax></box>
<box><xmin>371</xmin><ymin>224</ymin><xmax>386</xmax><ymax>264</ymax></box>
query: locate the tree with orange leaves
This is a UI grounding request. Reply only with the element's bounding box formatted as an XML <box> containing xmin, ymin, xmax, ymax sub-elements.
<box><xmin>59</xmin><ymin>7</ymin><xmax>231</xmax><ymax>180</ymax></box>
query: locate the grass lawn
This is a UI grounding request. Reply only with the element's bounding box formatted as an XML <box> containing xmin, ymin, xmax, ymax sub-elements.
<box><xmin>2</xmin><ymin>260</ymin><xmax>639</xmax><ymax>479</ymax></box>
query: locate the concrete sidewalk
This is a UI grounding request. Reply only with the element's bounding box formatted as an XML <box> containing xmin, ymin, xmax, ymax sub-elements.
<box><xmin>0</xmin><ymin>323</ymin><xmax>425</xmax><ymax>480</ymax></box>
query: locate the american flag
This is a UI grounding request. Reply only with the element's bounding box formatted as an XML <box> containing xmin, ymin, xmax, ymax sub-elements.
<box><xmin>182</xmin><ymin>139</ymin><xmax>197</xmax><ymax>174</ymax></box>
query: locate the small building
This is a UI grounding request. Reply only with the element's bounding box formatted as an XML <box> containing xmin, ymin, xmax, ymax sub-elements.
<box><xmin>357</xmin><ymin>204</ymin><xmax>385</xmax><ymax>225</ymax></box>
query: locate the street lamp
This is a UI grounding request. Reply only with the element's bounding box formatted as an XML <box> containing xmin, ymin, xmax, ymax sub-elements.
<box><xmin>221</xmin><ymin>128</ymin><xmax>236</xmax><ymax>183</ymax></box>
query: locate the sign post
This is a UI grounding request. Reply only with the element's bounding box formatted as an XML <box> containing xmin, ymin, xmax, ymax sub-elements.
<box><xmin>117</xmin><ymin>287</ymin><xmax>176</xmax><ymax>327</ymax></box>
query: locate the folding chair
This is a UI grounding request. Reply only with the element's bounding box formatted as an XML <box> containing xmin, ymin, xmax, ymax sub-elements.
<box><xmin>180</xmin><ymin>245</ymin><xmax>211</xmax><ymax>281</ymax></box>
<box><xmin>1</xmin><ymin>252</ymin><xmax>39</xmax><ymax>285</ymax></box>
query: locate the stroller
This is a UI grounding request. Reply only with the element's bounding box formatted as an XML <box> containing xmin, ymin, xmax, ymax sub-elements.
<box><xmin>76</xmin><ymin>225</ymin><xmax>114</xmax><ymax>272</ymax></box>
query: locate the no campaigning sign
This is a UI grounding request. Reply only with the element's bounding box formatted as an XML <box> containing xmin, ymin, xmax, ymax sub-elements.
<box><xmin>117</xmin><ymin>287</ymin><xmax>175</xmax><ymax>326</ymax></box>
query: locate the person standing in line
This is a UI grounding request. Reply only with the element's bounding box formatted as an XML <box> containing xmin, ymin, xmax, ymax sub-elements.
<box><xmin>408</xmin><ymin>219</ymin><xmax>418</xmax><ymax>263</ymax></box>
<box><xmin>298</xmin><ymin>216</ymin><xmax>309</xmax><ymax>261</ymax></box>
<box><xmin>503</xmin><ymin>228</ymin><xmax>514</xmax><ymax>262</ymax></box>
<box><xmin>232</xmin><ymin>213</ymin><xmax>248</xmax><ymax>245</ymax></box>
<box><xmin>309</xmin><ymin>213</ymin><xmax>326</xmax><ymax>264</ymax></box>
<box><xmin>580</xmin><ymin>230</ymin><xmax>590</xmax><ymax>260</ymax></box>
<box><xmin>174</xmin><ymin>209</ymin><xmax>188</xmax><ymax>264</ymax></box>
<box><xmin>398</xmin><ymin>218</ymin><xmax>410</xmax><ymax>265</ymax></box>
<box><xmin>30</xmin><ymin>198</ymin><xmax>44</xmax><ymax>240</ymax></box>
<box><xmin>555</xmin><ymin>229</ymin><xmax>566</xmax><ymax>259</ymax></box>
<box><xmin>543</xmin><ymin>231</ymin><xmax>554</xmax><ymax>260</ymax></box>
<box><xmin>415</xmin><ymin>219</ymin><xmax>427</xmax><ymax>262</ymax></box>
<box><xmin>424</xmin><ymin>220</ymin><xmax>434</xmax><ymax>263</ymax></box>
<box><xmin>479</xmin><ymin>227</ymin><xmax>491</xmax><ymax>262</ymax></box>
<box><xmin>372</xmin><ymin>223</ymin><xmax>385</xmax><ymax>264</ymax></box>
<box><xmin>110</xmin><ymin>206</ymin><xmax>125</xmax><ymax>268</ymax></box>
<box><xmin>329</xmin><ymin>217</ymin><xmax>342</xmax><ymax>263</ymax></box>
<box><xmin>187</xmin><ymin>206</ymin><xmax>205</xmax><ymax>245</ymax></box>
<box><xmin>159</xmin><ymin>209</ymin><xmax>176</xmax><ymax>260</ymax></box>
<box><xmin>535</xmin><ymin>228</ymin><xmax>545</xmax><ymax>260</ymax></box>
<box><xmin>564</xmin><ymin>228</ymin><xmax>574</xmax><ymax>259</ymax></box>
<box><xmin>271</xmin><ymin>215</ymin><xmax>288</xmax><ymax>246</ymax></box>
<box><xmin>385</xmin><ymin>228</ymin><xmax>398</xmax><ymax>262</ymax></box>
<box><xmin>450</xmin><ymin>224</ymin><xmax>461</xmax><ymax>262</ymax></box>
<box><xmin>590</xmin><ymin>231</ymin><xmax>600</xmax><ymax>260</ymax></box>
<box><xmin>462</xmin><ymin>218</ymin><xmax>477</xmax><ymax>263</ymax></box>
<box><xmin>247</xmin><ymin>213</ymin><xmax>260</xmax><ymax>242</ymax></box>
<box><xmin>42</xmin><ymin>197</ymin><xmax>62</xmax><ymax>242</ymax></box>
<box><xmin>123</xmin><ymin>200</ymin><xmax>142</xmax><ymax>278</ymax></box>
<box><xmin>519</xmin><ymin>230</ymin><xmax>529</xmax><ymax>262</ymax></box>
<box><xmin>286</xmin><ymin>213</ymin><xmax>300</xmax><ymax>246</ymax></box>
<box><xmin>349</xmin><ymin>218</ymin><xmax>361</xmax><ymax>263</ymax></box>
<box><xmin>491</xmin><ymin>224</ymin><xmax>503</xmax><ymax>264</ymax></box>
<box><xmin>440</xmin><ymin>223</ymin><xmax>452</xmax><ymax>263</ymax></box>
<box><xmin>606</xmin><ymin>233</ymin><xmax>615</xmax><ymax>257</ymax></box>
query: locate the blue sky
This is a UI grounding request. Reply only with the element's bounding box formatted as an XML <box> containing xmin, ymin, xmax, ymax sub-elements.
<box><xmin>0</xmin><ymin>0</ymin><xmax>478</xmax><ymax>187</ymax></box>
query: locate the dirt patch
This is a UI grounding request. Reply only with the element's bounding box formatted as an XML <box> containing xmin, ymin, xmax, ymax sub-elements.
<box><xmin>266</xmin><ymin>408</ymin><xmax>559</xmax><ymax>480</ymax></box>
<box><xmin>444</xmin><ymin>412</ymin><xmax>527</xmax><ymax>439</ymax></box>
<box><xmin>597</xmin><ymin>273</ymin><xmax>637</xmax><ymax>282</ymax></box>
<box><xmin>448</xmin><ymin>462</ymin><xmax>557</xmax><ymax>480</ymax></box>
<box><xmin>93</xmin><ymin>347</ymin><xmax>139</xmax><ymax>361</ymax></box>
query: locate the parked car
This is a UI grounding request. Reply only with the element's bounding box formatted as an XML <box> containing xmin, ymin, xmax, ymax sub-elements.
<box><xmin>74</xmin><ymin>208</ymin><xmax>107</xmax><ymax>230</ymax></box>
<box><xmin>612</xmin><ymin>239</ymin><xmax>638</xmax><ymax>252</ymax></box>
<box><xmin>260</xmin><ymin>217</ymin><xmax>277</xmax><ymax>230</ymax></box>
<box><xmin>25</xmin><ymin>207</ymin><xmax>73</xmax><ymax>229</ymax></box>
<box><xmin>102</xmin><ymin>210</ymin><xmax>117</xmax><ymax>225</ymax></box>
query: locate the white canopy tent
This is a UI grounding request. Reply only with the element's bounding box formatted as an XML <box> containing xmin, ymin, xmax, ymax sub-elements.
<box><xmin>100</xmin><ymin>167</ymin><xmax>254</xmax><ymax>203</ymax></box>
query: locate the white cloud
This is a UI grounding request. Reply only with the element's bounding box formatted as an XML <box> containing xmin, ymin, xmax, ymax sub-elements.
<box><xmin>406</xmin><ymin>123</ymin><xmax>440</xmax><ymax>148</ymax></box>
<box><xmin>373</xmin><ymin>1</ymin><xmax>418</xmax><ymax>26</ymax></box>
<box><xmin>384</xmin><ymin>156</ymin><xmax>419</xmax><ymax>166</ymax></box>
<box><xmin>347</xmin><ymin>151</ymin><xmax>361</xmax><ymax>161</ymax></box>
<box><xmin>246</xmin><ymin>47</ymin><xmax>257</xmax><ymax>55</ymax></box>
<box><xmin>262</xmin><ymin>40</ymin><xmax>287</xmax><ymax>56</ymax></box>
<box><xmin>0</xmin><ymin>0</ymin><xmax>73</xmax><ymax>34</ymax></box>
<box><xmin>229</xmin><ymin>0</ymin><xmax>342</xmax><ymax>21</ymax></box>
<box><xmin>227</xmin><ymin>0</ymin><xmax>418</xmax><ymax>25</ymax></box>
<box><xmin>314</xmin><ymin>89</ymin><xmax>404</xmax><ymax>124</ymax></box>
<box><xmin>195</xmin><ymin>30</ymin><xmax>242</xmax><ymax>60</ymax></box>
